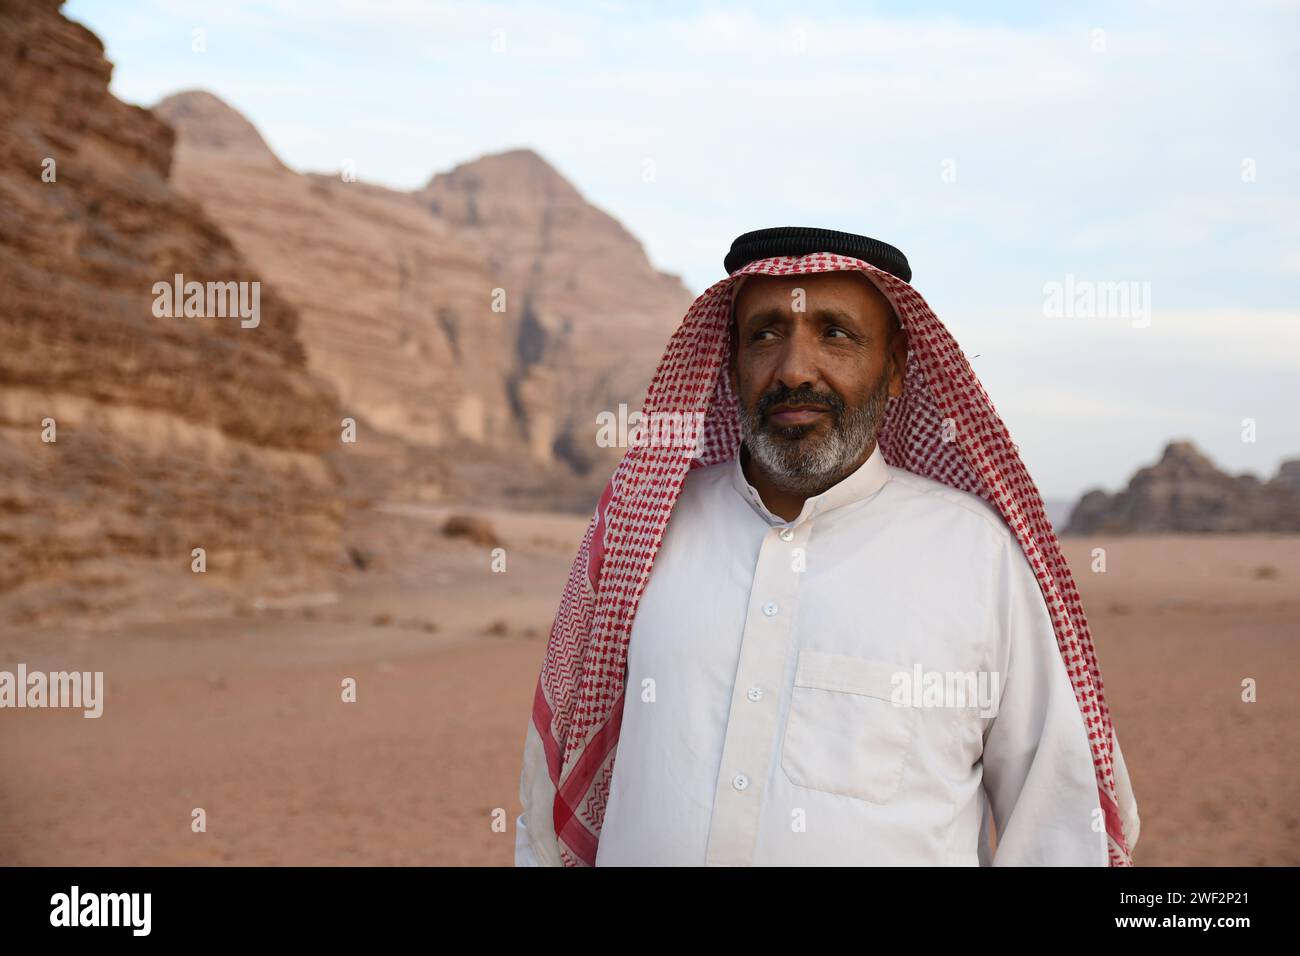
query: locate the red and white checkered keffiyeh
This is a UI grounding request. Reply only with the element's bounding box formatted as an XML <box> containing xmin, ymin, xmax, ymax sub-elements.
<box><xmin>525</xmin><ymin>252</ymin><xmax>1139</xmax><ymax>866</ymax></box>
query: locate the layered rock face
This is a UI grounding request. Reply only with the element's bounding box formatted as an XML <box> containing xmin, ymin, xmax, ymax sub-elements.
<box><xmin>0</xmin><ymin>0</ymin><xmax>343</xmax><ymax>623</ymax></box>
<box><xmin>152</xmin><ymin>92</ymin><xmax>694</xmax><ymax>505</ymax></box>
<box><xmin>153</xmin><ymin>91</ymin><xmax>509</xmax><ymax>458</ymax></box>
<box><xmin>418</xmin><ymin>149</ymin><xmax>695</xmax><ymax>476</ymax></box>
<box><xmin>1066</xmin><ymin>442</ymin><xmax>1300</xmax><ymax>534</ymax></box>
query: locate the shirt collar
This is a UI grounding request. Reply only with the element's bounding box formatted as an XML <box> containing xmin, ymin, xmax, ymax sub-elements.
<box><xmin>730</xmin><ymin>441</ymin><xmax>891</xmax><ymax>527</ymax></box>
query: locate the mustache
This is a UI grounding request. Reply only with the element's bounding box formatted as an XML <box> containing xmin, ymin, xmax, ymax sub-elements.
<box><xmin>756</xmin><ymin>385</ymin><xmax>844</xmax><ymax>419</ymax></box>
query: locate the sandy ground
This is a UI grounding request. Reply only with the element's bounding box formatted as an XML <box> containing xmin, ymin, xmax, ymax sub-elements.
<box><xmin>0</xmin><ymin>508</ymin><xmax>1296</xmax><ymax>866</ymax></box>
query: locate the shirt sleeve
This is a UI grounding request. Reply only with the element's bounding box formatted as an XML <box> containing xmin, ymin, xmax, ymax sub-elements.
<box><xmin>980</xmin><ymin>533</ymin><xmax>1109</xmax><ymax>866</ymax></box>
<box><xmin>514</xmin><ymin>812</ymin><xmax>540</xmax><ymax>866</ymax></box>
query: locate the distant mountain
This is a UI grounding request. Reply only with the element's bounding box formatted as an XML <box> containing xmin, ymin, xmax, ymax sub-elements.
<box><xmin>0</xmin><ymin>4</ymin><xmax>342</xmax><ymax>624</ymax></box>
<box><xmin>152</xmin><ymin>91</ymin><xmax>694</xmax><ymax>508</ymax></box>
<box><xmin>418</xmin><ymin>149</ymin><xmax>694</xmax><ymax>477</ymax></box>
<box><xmin>1065</xmin><ymin>441</ymin><xmax>1300</xmax><ymax>534</ymax></box>
<box><xmin>148</xmin><ymin>89</ymin><xmax>286</xmax><ymax>169</ymax></box>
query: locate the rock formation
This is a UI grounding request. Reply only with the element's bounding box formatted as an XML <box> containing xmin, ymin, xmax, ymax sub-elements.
<box><xmin>0</xmin><ymin>0</ymin><xmax>344</xmax><ymax>624</ymax></box>
<box><xmin>1065</xmin><ymin>441</ymin><xmax>1300</xmax><ymax>534</ymax></box>
<box><xmin>152</xmin><ymin>91</ymin><xmax>694</xmax><ymax>507</ymax></box>
<box><xmin>418</xmin><ymin>148</ymin><xmax>694</xmax><ymax>476</ymax></box>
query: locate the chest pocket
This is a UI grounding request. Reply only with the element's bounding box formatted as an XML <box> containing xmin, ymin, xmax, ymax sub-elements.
<box><xmin>781</xmin><ymin>650</ymin><xmax>917</xmax><ymax>804</ymax></box>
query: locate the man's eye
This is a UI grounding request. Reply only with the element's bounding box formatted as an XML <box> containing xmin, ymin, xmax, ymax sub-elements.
<box><xmin>752</xmin><ymin>329</ymin><xmax>776</xmax><ymax>341</ymax></box>
<box><xmin>826</xmin><ymin>327</ymin><xmax>849</xmax><ymax>338</ymax></box>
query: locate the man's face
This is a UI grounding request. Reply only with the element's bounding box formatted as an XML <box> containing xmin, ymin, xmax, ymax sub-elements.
<box><xmin>729</xmin><ymin>271</ymin><xmax>908</xmax><ymax>494</ymax></box>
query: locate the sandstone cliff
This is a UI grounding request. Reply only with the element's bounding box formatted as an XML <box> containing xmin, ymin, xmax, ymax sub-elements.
<box><xmin>1066</xmin><ymin>441</ymin><xmax>1300</xmax><ymax>534</ymax></box>
<box><xmin>418</xmin><ymin>148</ymin><xmax>694</xmax><ymax>476</ymax></box>
<box><xmin>0</xmin><ymin>0</ymin><xmax>344</xmax><ymax>624</ymax></box>
<box><xmin>153</xmin><ymin>91</ymin><xmax>694</xmax><ymax>508</ymax></box>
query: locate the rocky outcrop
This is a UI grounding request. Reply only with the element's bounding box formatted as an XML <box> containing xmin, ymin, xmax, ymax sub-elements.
<box><xmin>152</xmin><ymin>92</ymin><xmax>693</xmax><ymax>506</ymax></box>
<box><xmin>1065</xmin><ymin>441</ymin><xmax>1300</xmax><ymax>534</ymax></box>
<box><xmin>146</xmin><ymin>88</ymin><xmax>286</xmax><ymax>170</ymax></box>
<box><xmin>154</xmin><ymin>91</ymin><xmax>508</xmax><ymax>457</ymax></box>
<box><xmin>0</xmin><ymin>0</ymin><xmax>344</xmax><ymax>624</ymax></box>
<box><xmin>419</xmin><ymin>149</ymin><xmax>694</xmax><ymax>475</ymax></box>
<box><xmin>1274</xmin><ymin>460</ymin><xmax>1300</xmax><ymax>493</ymax></box>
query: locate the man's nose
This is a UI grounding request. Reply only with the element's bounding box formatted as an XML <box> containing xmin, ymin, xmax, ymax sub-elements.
<box><xmin>773</xmin><ymin>326</ymin><xmax>821</xmax><ymax>390</ymax></box>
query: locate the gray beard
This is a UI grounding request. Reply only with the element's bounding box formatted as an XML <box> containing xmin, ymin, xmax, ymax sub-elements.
<box><xmin>739</xmin><ymin>377</ymin><xmax>891</xmax><ymax>496</ymax></box>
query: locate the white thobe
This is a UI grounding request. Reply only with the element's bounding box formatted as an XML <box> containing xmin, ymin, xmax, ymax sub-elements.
<box><xmin>516</xmin><ymin>443</ymin><xmax>1108</xmax><ymax>866</ymax></box>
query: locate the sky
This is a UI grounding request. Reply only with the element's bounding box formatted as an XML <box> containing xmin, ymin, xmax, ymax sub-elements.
<box><xmin>65</xmin><ymin>0</ymin><xmax>1300</xmax><ymax>501</ymax></box>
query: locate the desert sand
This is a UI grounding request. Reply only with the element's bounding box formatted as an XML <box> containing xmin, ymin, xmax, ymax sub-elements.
<box><xmin>0</xmin><ymin>507</ymin><xmax>1296</xmax><ymax>866</ymax></box>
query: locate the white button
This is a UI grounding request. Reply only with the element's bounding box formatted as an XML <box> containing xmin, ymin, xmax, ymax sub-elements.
<box><xmin>779</xmin><ymin>528</ymin><xmax>794</xmax><ymax>542</ymax></box>
<box><xmin>732</xmin><ymin>773</ymin><xmax>749</xmax><ymax>791</ymax></box>
<box><xmin>762</xmin><ymin>601</ymin><xmax>778</xmax><ymax>617</ymax></box>
<box><xmin>746</xmin><ymin>686</ymin><xmax>763</xmax><ymax>701</ymax></box>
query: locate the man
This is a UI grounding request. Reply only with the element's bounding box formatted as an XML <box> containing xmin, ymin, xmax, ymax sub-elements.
<box><xmin>515</xmin><ymin>226</ymin><xmax>1140</xmax><ymax>866</ymax></box>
